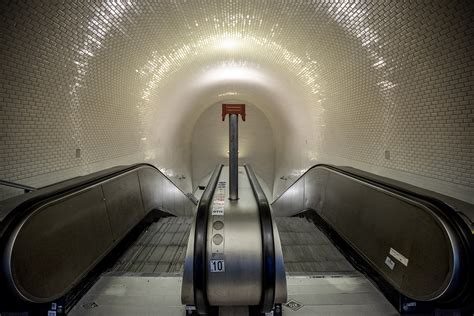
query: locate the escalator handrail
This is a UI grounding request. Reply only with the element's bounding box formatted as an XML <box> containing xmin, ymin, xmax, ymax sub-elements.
<box><xmin>0</xmin><ymin>163</ymin><xmax>197</xmax><ymax>229</ymax></box>
<box><xmin>0</xmin><ymin>163</ymin><xmax>197</xmax><ymax>304</ymax></box>
<box><xmin>271</xmin><ymin>163</ymin><xmax>473</xmax><ymax>304</ymax></box>
<box><xmin>0</xmin><ymin>163</ymin><xmax>198</xmax><ymax>269</ymax></box>
<box><xmin>244</xmin><ymin>164</ymin><xmax>276</xmax><ymax>313</ymax></box>
<box><xmin>0</xmin><ymin>180</ymin><xmax>36</xmax><ymax>193</ymax></box>
<box><xmin>193</xmin><ymin>164</ymin><xmax>223</xmax><ymax>314</ymax></box>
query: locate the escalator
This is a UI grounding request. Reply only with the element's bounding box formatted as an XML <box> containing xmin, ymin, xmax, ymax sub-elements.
<box><xmin>0</xmin><ymin>162</ymin><xmax>472</xmax><ymax>315</ymax></box>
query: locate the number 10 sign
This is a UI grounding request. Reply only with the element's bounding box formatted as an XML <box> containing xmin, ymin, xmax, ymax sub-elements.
<box><xmin>210</xmin><ymin>259</ymin><xmax>225</xmax><ymax>272</ymax></box>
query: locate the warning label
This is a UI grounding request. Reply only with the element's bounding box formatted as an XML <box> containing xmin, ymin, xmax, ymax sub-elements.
<box><xmin>212</xmin><ymin>182</ymin><xmax>226</xmax><ymax>215</ymax></box>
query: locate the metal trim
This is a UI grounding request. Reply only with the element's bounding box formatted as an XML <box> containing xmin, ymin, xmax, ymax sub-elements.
<box><xmin>244</xmin><ymin>164</ymin><xmax>276</xmax><ymax>313</ymax></box>
<box><xmin>193</xmin><ymin>164</ymin><xmax>223</xmax><ymax>314</ymax></box>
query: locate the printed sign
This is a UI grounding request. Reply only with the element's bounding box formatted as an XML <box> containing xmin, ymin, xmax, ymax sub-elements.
<box><xmin>211</xmin><ymin>182</ymin><xmax>227</xmax><ymax>215</ymax></box>
<box><xmin>385</xmin><ymin>256</ymin><xmax>395</xmax><ymax>270</ymax></box>
<box><xmin>284</xmin><ymin>299</ymin><xmax>304</xmax><ymax>311</ymax></box>
<box><xmin>389</xmin><ymin>247</ymin><xmax>409</xmax><ymax>266</ymax></box>
<box><xmin>210</xmin><ymin>259</ymin><xmax>225</xmax><ymax>272</ymax></box>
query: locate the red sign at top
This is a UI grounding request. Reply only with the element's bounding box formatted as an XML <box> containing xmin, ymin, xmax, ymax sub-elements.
<box><xmin>222</xmin><ymin>104</ymin><xmax>246</xmax><ymax>121</ymax></box>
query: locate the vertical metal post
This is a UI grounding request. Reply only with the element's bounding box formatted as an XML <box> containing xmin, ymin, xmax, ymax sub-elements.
<box><xmin>222</xmin><ymin>103</ymin><xmax>245</xmax><ymax>201</ymax></box>
<box><xmin>229</xmin><ymin>113</ymin><xmax>239</xmax><ymax>200</ymax></box>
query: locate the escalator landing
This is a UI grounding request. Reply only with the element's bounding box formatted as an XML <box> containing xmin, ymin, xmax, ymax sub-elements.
<box><xmin>112</xmin><ymin>216</ymin><xmax>192</xmax><ymax>274</ymax></box>
<box><xmin>70</xmin><ymin>273</ymin><xmax>397</xmax><ymax>315</ymax></box>
<box><xmin>70</xmin><ymin>216</ymin><xmax>397</xmax><ymax>315</ymax></box>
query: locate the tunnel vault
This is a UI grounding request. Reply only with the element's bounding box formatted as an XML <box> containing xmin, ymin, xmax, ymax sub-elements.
<box><xmin>0</xmin><ymin>1</ymin><xmax>473</xmax><ymax>202</ymax></box>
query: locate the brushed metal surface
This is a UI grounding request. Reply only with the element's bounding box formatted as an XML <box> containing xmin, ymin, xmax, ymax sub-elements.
<box><xmin>229</xmin><ymin>114</ymin><xmax>239</xmax><ymax>201</ymax></box>
<box><xmin>6</xmin><ymin>186</ymin><xmax>114</xmax><ymax>302</ymax></box>
<box><xmin>182</xmin><ymin>166</ymin><xmax>287</xmax><ymax>307</ymax></box>
<box><xmin>272</xmin><ymin>217</ymin><xmax>288</xmax><ymax>304</ymax></box>
<box><xmin>3</xmin><ymin>164</ymin><xmax>197</xmax><ymax>303</ymax></box>
<box><xmin>206</xmin><ymin>166</ymin><xmax>263</xmax><ymax>305</ymax></box>
<box><xmin>272</xmin><ymin>165</ymin><xmax>463</xmax><ymax>302</ymax></box>
<box><xmin>180</xmin><ymin>213</ymin><xmax>196</xmax><ymax>305</ymax></box>
<box><xmin>102</xmin><ymin>172</ymin><xmax>145</xmax><ymax>241</ymax></box>
<box><xmin>138</xmin><ymin>167</ymin><xmax>165</xmax><ymax>213</ymax></box>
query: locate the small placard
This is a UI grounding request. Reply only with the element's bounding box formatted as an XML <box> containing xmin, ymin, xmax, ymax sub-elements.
<box><xmin>210</xmin><ymin>259</ymin><xmax>225</xmax><ymax>272</ymax></box>
<box><xmin>211</xmin><ymin>182</ymin><xmax>226</xmax><ymax>215</ymax></box>
<box><xmin>385</xmin><ymin>256</ymin><xmax>395</xmax><ymax>270</ymax></box>
<box><xmin>389</xmin><ymin>247</ymin><xmax>409</xmax><ymax>266</ymax></box>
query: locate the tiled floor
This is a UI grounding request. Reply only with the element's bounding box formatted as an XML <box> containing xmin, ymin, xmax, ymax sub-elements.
<box><xmin>70</xmin><ymin>274</ymin><xmax>397</xmax><ymax>315</ymax></box>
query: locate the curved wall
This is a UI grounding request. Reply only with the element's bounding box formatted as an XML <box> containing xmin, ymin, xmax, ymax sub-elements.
<box><xmin>191</xmin><ymin>101</ymin><xmax>275</xmax><ymax>192</ymax></box>
<box><xmin>0</xmin><ymin>1</ymin><xmax>473</xmax><ymax>202</ymax></box>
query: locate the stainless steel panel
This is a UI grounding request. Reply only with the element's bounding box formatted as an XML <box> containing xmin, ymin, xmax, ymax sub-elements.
<box><xmin>162</xmin><ymin>178</ymin><xmax>175</xmax><ymax>213</ymax></box>
<box><xmin>274</xmin><ymin>179</ymin><xmax>305</xmax><ymax>217</ymax></box>
<box><xmin>102</xmin><ymin>172</ymin><xmax>145</xmax><ymax>241</ymax></box>
<box><xmin>272</xmin><ymin>216</ymin><xmax>288</xmax><ymax>304</ymax></box>
<box><xmin>206</xmin><ymin>167</ymin><xmax>263</xmax><ymax>306</ymax></box>
<box><xmin>182</xmin><ymin>166</ymin><xmax>287</xmax><ymax>307</ymax></box>
<box><xmin>322</xmin><ymin>172</ymin><xmax>455</xmax><ymax>300</ymax></box>
<box><xmin>3</xmin><ymin>164</ymin><xmax>196</xmax><ymax>304</ymax></box>
<box><xmin>6</xmin><ymin>186</ymin><xmax>114</xmax><ymax>302</ymax></box>
<box><xmin>181</xmin><ymin>214</ymin><xmax>196</xmax><ymax>305</ymax></box>
<box><xmin>272</xmin><ymin>165</ymin><xmax>461</xmax><ymax>301</ymax></box>
<box><xmin>229</xmin><ymin>114</ymin><xmax>239</xmax><ymax>200</ymax></box>
<box><xmin>303</xmin><ymin>167</ymin><xmax>329</xmax><ymax>212</ymax></box>
<box><xmin>138</xmin><ymin>166</ymin><xmax>164</xmax><ymax>214</ymax></box>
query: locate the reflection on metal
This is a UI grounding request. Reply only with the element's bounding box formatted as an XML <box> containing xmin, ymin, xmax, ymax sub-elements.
<box><xmin>1</xmin><ymin>164</ymin><xmax>196</xmax><ymax>304</ymax></box>
<box><xmin>182</xmin><ymin>166</ymin><xmax>287</xmax><ymax>311</ymax></box>
<box><xmin>272</xmin><ymin>164</ymin><xmax>472</xmax><ymax>304</ymax></box>
<box><xmin>229</xmin><ymin>114</ymin><xmax>239</xmax><ymax>200</ymax></box>
<box><xmin>222</xmin><ymin>104</ymin><xmax>246</xmax><ymax>201</ymax></box>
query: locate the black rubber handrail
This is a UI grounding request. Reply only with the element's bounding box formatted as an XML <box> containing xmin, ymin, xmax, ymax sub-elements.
<box><xmin>244</xmin><ymin>164</ymin><xmax>276</xmax><ymax>313</ymax></box>
<box><xmin>0</xmin><ymin>180</ymin><xmax>36</xmax><ymax>193</ymax></box>
<box><xmin>0</xmin><ymin>163</ymin><xmax>197</xmax><ymax>240</ymax></box>
<box><xmin>0</xmin><ymin>163</ymin><xmax>199</xmax><ymax>308</ymax></box>
<box><xmin>272</xmin><ymin>163</ymin><xmax>474</xmax><ymax>305</ymax></box>
<box><xmin>193</xmin><ymin>164</ymin><xmax>223</xmax><ymax>314</ymax></box>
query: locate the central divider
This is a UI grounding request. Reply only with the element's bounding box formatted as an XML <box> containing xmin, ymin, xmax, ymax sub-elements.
<box><xmin>183</xmin><ymin>164</ymin><xmax>286</xmax><ymax>315</ymax></box>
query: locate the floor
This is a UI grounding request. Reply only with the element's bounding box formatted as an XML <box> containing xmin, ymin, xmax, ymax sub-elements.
<box><xmin>69</xmin><ymin>216</ymin><xmax>397</xmax><ymax>315</ymax></box>
<box><xmin>69</xmin><ymin>273</ymin><xmax>397</xmax><ymax>315</ymax></box>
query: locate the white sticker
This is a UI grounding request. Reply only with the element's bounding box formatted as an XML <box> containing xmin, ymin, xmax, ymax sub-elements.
<box><xmin>211</xmin><ymin>182</ymin><xmax>226</xmax><ymax>215</ymax></box>
<box><xmin>385</xmin><ymin>256</ymin><xmax>395</xmax><ymax>270</ymax></box>
<box><xmin>48</xmin><ymin>312</ymin><xmax>57</xmax><ymax>316</ymax></box>
<box><xmin>210</xmin><ymin>259</ymin><xmax>225</xmax><ymax>272</ymax></box>
<box><xmin>389</xmin><ymin>248</ymin><xmax>409</xmax><ymax>266</ymax></box>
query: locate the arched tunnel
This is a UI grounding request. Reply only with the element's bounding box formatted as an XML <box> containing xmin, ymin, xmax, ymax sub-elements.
<box><xmin>0</xmin><ymin>1</ymin><xmax>473</xmax><ymax>315</ymax></box>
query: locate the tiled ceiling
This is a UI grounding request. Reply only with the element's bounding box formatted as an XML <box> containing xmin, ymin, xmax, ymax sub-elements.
<box><xmin>0</xmin><ymin>1</ymin><xmax>472</xmax><ymax>202</ymax></box>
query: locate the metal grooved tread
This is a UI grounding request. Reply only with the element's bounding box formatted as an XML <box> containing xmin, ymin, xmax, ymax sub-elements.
<box><xmin>275</xmin><ymin>217</ymin><xmax>355</xmax><ymax>273</ymax></box>
<box><xmin>112</xmin><ymin>216</ymin><xmax>192</xmax><ymax>273</ymax></box>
